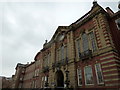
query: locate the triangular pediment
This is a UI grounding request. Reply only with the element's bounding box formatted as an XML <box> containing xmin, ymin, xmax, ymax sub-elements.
<box><xmin>51</xmin><ymin>26</ymin><xmax>69</xmax><ymax>42</ymax></box>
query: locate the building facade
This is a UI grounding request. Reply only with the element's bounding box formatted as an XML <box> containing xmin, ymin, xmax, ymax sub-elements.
<box><xmin>1</xmin><ymin>76</ymin><xmax>13</xmax><ymax>88</ymax></box>
<box><xmin>13</xmin><ymin>1</ymin><xmax>120</xmax><ymax>89</ymax></box>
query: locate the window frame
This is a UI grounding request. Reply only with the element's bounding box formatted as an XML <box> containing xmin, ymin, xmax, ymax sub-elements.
<box><xmin>34</xmin><ymin>80</ymin><xmax>37</xmax><ymax>88</ymax></box>
<box><xmin>84</xmin><ymin>65</ymin><xmax>94</xmax><ymax>85</ymax></box>
<box><xmin>47</xmin><ymin>53</ymin><xmax>50</xmax><ymax>66</ymax></box>
<box><xmin>95</xmin><ymin>63</ymin><xmax>104</xmax><ymax>84</ymax></box>
<box><xmin>81</xmin><ymin>32</ymin><xmax>89</xmax><ymax>52</ymax></box>
<box><xmin>115</xmin><ymin>18</ymin><xmax>120</xmax><ymax>30</ymax></box>
<box><xmin>75</xmin><ymin>38</ymin><xmax>81</xmax><ymax>58</ymax></box>
<box><xmin>41</xmin><ymin>76</ymin><xmax>44</xmax><ymax>88</ymax></box>
<box><xmin>89</xmin><ymin>31</ymin><xmax>98</xmax><ymax>52</ymax></box>
<box><xmin>77</xmin><ymin>68</ymin><xmax>82</xmax><ymax>86</ymax></box>
<box><xmin>64</xmin><ymin>46</ymin><xmax>68</xmax><ymax>58</ymax></box>
<box><xmin>61</xmin><ymin>45</ymin><xmax>64</xmax><ymax>60</ymax></box>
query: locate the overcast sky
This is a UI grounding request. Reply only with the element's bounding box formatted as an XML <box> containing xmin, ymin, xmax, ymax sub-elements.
<box><xmin>0</xmin><ymin>0</ymin><xmax>119</xmax><ymax>77</ymax></box>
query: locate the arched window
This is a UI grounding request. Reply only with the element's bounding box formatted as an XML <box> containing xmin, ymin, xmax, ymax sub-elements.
<box><xmin>82</xmin><ymin>33</ymin><xmax>89</xmax><ymax>51</ymax></box>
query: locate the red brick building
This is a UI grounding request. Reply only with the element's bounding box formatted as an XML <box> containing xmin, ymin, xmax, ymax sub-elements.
<box><xmin>1</xmin><ymin>76</ymin><xmax>13</xmax><ymax>88</ymax></box>
<box><xmin>13</xmin><ymin>1</ymin><xmax>120</xmax><ymax>89</ymax></box>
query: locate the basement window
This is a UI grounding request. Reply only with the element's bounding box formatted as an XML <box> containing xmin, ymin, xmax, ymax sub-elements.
<box><xmin>115</xmin><ymin>18</ymin><xmax>120</xmax><ymax>30</ymax></box>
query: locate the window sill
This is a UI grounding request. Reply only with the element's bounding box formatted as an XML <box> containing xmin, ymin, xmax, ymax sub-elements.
<box><xmin>97</xmin><ymin>83</ymin><xmax>104</xmax><ymax>86</ymax></box>
<box><xmin>85</xmin><ymin>84</ymin><xmax>94</xmax><ymax>86</ymax></box>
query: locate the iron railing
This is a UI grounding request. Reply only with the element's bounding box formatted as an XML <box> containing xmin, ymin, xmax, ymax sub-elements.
<box><xmin>52</xmin><ymin>57</ymin><xmax>68</xmax><ymax>68</ymax></box>
<box><xmin>42</xmin><ymin>66</ymin><xmax>49</xmax><ymax>73</ymax></box>
<box><xmin>79</xmin><ymin>49</ymin><xmax>92</xmax><ymax>60</ymax></box>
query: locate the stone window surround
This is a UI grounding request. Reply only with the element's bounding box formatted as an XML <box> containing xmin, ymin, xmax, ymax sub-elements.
<box><xmin>95</xmin><ymin>63</ymin><xmax>104</xmax><ymax>84</ymax></box>
<box><xmin>75</xmin><ymin>29</ymin><xmax>98</xmax><ymax>58</ymax></box>
<box><xmin>84</xmin><ymin>65</ymin><xmax>94</xmax><ymax>85</ymax></box>
<box><xmin>77</xmin><ymin>68</ymin><xmax>82</xmax><ymax>86</ymax></box>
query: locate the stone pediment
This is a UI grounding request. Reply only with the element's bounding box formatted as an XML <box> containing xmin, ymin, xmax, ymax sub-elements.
<box><xmin>52</xmin><ymin>26</ymin><xmax>69</xmax><ymax>42</ymax></box>
<box><xmin>42</xmin><ymin>26</ymin><xmax>69</xmax><ymax>49</ymax></box>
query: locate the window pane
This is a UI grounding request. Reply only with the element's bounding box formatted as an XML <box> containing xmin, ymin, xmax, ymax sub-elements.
<box><xmin>89</xmin><ymin>32</ymin><xmax>97</xmax><ymax>51</ymax></box>
<box><xmin>48</xmin><ymin>54</ymin><xmax>50</xmax><ymax>66</ymax></box>
<box><xmin>85</xmin><ymin>66</ymin><xmax>94</xmax><ymax>85</ymax></box>
<box><xmin>76</xmin><ymin>39</ymin><xmax>81</xmax><ymax>58</ymax></box>
<box><xmin>57</xmin><ymin>50</ymin><xmax>59</xmax><ymax>61</ymax></box>
<box><xmin>82</xmin><ymin>33</ymin><xmax>89</xmax><ymax>51</ymax></box>
<box><xmin>65</xmin><ymin>46</ymin><xmax>67</xmax><ymax>58</ymax></box>
<box><xmin>44</xmin><ymin>76</ymin><xmax>47</xmax><ymax>81</ymax></box>
<box><xmin>61</xmin><ymin>46</ymin><xmax>64</xmax><ymax>60</ymax></box>
<box><xmin>95</xmin><ymin>64</ymin><xmax>104</xmax><ymax>84</ymax></box>
<box><xmin>77</xmin><ymin>69</ymin><xmax>82</xmax><ymax>86</ymax></box>
<box><xmin>115</xmin><ymin>18</ymin><xmax>120</xmax><ymax>30</ymax></box>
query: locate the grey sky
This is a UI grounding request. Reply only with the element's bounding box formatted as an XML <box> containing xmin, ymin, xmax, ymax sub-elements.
<box><xmin>0</xmin><ymin>0</ymin><xmax>119</xmax><ymax>77</ymax></box>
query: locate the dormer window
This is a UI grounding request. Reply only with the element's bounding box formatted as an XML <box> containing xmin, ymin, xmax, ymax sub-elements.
<box><xmin>115</xmin><ymin>18</ymin><xmax>120</xmax><ymax>30</ymax></box>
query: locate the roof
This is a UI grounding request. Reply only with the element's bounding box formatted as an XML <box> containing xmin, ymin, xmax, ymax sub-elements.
<box><xmin>69</xmin><ymin>1</ymin><xmax>108</xmax><ymax>30</ymax></box>
<box><xmin>15</xmin><ymin>63</ymin><xmax>26</xmax><ymax>70</ymax></box>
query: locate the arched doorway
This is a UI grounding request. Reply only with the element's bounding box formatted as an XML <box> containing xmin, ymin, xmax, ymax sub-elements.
<box><xmin>55</xmin><ymin>70</ymin><xmax>64</xmax><ymax>87</ymax></box>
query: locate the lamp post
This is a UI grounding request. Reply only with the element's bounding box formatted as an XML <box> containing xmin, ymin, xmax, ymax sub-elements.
<box><xmin>65</xmin><ymin>70</ymin><xmax>70</xmax><ymax>88</ymax></box>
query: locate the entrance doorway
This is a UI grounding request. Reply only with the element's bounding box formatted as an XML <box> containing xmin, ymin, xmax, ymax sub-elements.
<box><xmin>55</xmin><ymin>70</ymin><xmax>64</xmax><ymax>87</ymax></box>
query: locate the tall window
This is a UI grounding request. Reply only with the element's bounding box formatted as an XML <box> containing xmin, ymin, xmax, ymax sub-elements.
<box><xmin>84</xmin><ymin>66</ymin><xmax>94</xmax><ymax>85</ymax></box>
<box><xmin>115</xmin><ymin>18</ymin><xmax>120</xmax><ymax>30</ymax></box>
<box><xmin>41</xmin><ymin>77</ymin><xmax>44</xmax><ymax>88</ymax></box>
<box><xmin>44</xmin><ymin>53</ymin><xmax>50</xmax><ymax>67</ymax></box>
<box><xmin>89</xmin><ymin>32</ymin><xmax>97</xmax><ymax>51</ymax></box>
<box><xmin>19</xmin><ymin>83</ymin><xmax>22</xmax><ymax>88</ymax></box>
<box><xmin>35</xmin><ymin>69</ymin><xmax>39</xmax><ymax>76</ymax></box>
<box><xmin>77</xmin><ymin>68</ymin><xmax>82</xmax><ymax>86</ymax></box>
<box><xmin>32</xmin><ymin>81</ymin><xmax>35</xmax><ymax>88</ymax></box>
<box><xmin>61</xmin><ymin>45</ymin><xmax>64</xmax><ymax>60</ymax></box>
<box><xmin>47</xmin><ymin>53</ymin><xmax>50</xmax><ymax>66</ymax></box>
<box><xmin>58</xmin><ymin>49</ymin><xmax>60</xmax><ymax>61</ymax></box>
<box><xmin>34</xmin><ymin>81</ymin><xmax>37</xmax><ymax>88</ymax></box>
<box><xmin>44</xmin><ymin>57</ymin><xmax>47</xmax><ymax>67</ymax></box>
<box><xmin>82</xmin><ymin>33</ymin><xmax>89</xmax><ymax>52</ymax></box>
<box><xmin>76</xmin><ymin>39</ymin><xmax>81</xmax><ymax>58</ymax></box>
<box><xmin>95</xmin><ymin>64</ymin><xmax>104</xmax><ymax>84</ymax></box>
<box><xmin>44</xmin><ymin>76</ymin><xmax>48</xmax><ymax>87</ymax></box>
<box><xmin>56</xmin><ymin>49</ymin><xmax>59</xmax><ymax>61</ymax></box>
<box><xmin>65</xmin><ymin>46</ymin><xmax>67</xmax><ymax>58</ymax></box>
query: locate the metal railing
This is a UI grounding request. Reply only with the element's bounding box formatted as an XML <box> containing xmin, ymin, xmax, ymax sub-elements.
<box><xmin>42</xmin><ymin>66</ymin><xmax>49</xmax><ymax>73</ymax></box>
<box><xmin>79</xmin><ymin>49</ymin><xmax>92</xmax><ymax>60</ymax></box>
<box><xmin>52</xmin><ymin>57</ymin><xmax>68</xmax><ymax>68</ymax></box>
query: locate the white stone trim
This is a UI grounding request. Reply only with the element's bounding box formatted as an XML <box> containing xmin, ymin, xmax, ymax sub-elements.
<box><xmin>77</xmin><ymin>68</ymin><xmax>82</xmax><ymax>86</ymax></box>
<box><xmin>84</xmin><ymin>65</ymin><xmax>94</xmax><ymax>85</ymax></box>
